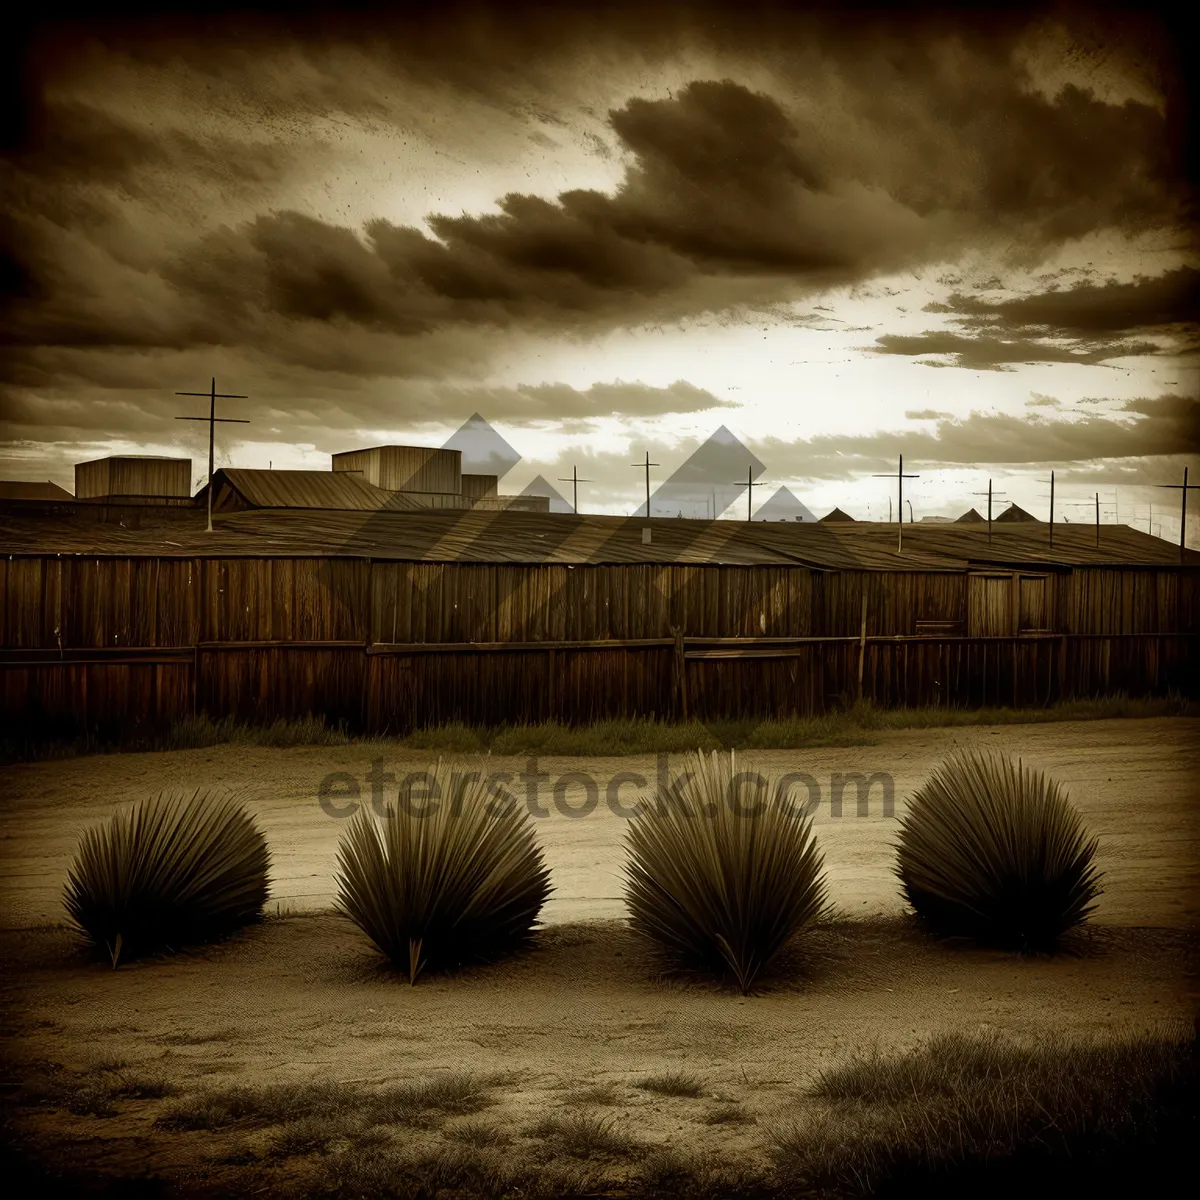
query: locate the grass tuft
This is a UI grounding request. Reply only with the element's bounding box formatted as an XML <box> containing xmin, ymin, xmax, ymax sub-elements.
<box><xmin>369</xmin><ymin>1073</ymin><xmax>503</xmax><ymax>1128</ymax></box>
<box><xmin>335</xmin><ymin>760</ymin><xmax>551</xmax><ymax>981</ymax></box>
<box><xmin>528</xmin><ymin>1111</ymin><xmax>642</xmax><ymax>1160</ymax></box>
<box><xmin>63</xmin><ymin>788</ymin><xmax>269</xmax><ymax>965</ymax></box>
<box><xmin>634</xmin><ymin>1070</ymin><xmax>705</xmax><ymax>1098</ymax></box>
<box><xmin>895</xmin><ymin>749</ymin><xmax>1103</xmax><ymax>951</ymax></box>
<box><xmin>156</xmin><ymin>1080</ymin><xmax>360</xmax><ymax>1131</ymax></box>
<box><xmin>623</xmin><ymin>749</ymin><xmax>827</xmax><ymax>993</ymax></box>
<box><xmin>443</xmin><ymin>1119</ymin><xmax>514</xmax><ymax>1149</ymax></box>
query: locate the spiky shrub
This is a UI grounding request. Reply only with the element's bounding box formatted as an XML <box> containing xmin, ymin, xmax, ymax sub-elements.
<box><xmin>895</xmin><ymin>750</ymin><xmax>1102</xmax><ymax>951</ymax></box>
<box><xmin>335</xmin><ymin>760</ymin><xmax>552</xmax><ymax>982</ymax></box>
<box><xmin>63</xmin><ymin>789</ymin><xmax>270</xmax><ymax>966</ymax></box>
<box><xmin>623</xmin><ymin>749</ymin><xmax>827</xmax><ymax>993</ymax></box>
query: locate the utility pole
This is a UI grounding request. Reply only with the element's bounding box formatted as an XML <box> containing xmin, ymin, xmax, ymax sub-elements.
<box><xmin>1157</xmin><ymin>466</ymin><xmax>1199</xmax><ymax>563</ymax></box>
<box><xmin>1095</xmin><ymin>492</ymin><xmax>1100</xmax><ymax>548</ymax></box>
<box><xmin>874</xmin><ymin>455</ymin><xmax>919</xmax><ymax>554</ymax></box>
<box><xmin>175</xmin><ymin>377</ymin><xmax>249</xmax><ymax>533</ymax></box>
<box><xmin>972</xmin><ymin>480</ymin><xmax>1007</xmax><ymax>544</ymax></box>
<box><xmin>907</xmin><ymin>499</ymin><xmax>914</xmax><ymax>523</ymax></box>
<box><xmin>732</xmin><ymin>466</ymin><xmax>767</xmax><ymax>521</ymax></box>
<box><xmin>557</xmin><ymin>465</ymin><xmax>592</xmax><ymax>515</ymax></box>
<box><xmin>631</xmin><ymin>450</ymin><xmax>660</xmax><ymax>519</ymax></box>
<box><xmin>1037</xmin><ymin>470</ymin><xmax>1056</xmax><ymax>548</ymax></box>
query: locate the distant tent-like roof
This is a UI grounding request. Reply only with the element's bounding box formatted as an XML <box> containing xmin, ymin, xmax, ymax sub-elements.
<box><xmin>955</xmin><ymin>507</ymin><xmax>986</xmax><ymax>523</ymax></box>
<box><xmin>995</xmin><ymin>503</ymin><xmax>1039</xmax><ymax>523</ymax></box>
<box><xmin>819</xmin><ymin>507</ymin><xmax>855</xmax><ymax>523</ymax></box>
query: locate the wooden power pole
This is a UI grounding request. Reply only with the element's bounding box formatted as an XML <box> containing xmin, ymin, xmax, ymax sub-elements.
<box><xmin>972</xmin><ymin>479</ymin><xmax>1006</xmax><ymax>544</ymax></box>
<box><xmin>631</xmin><ymin>450</ymin><xmax>660</xmax><ymax>519</ymax></box>
<box><xmin>732</xmin><ymin>466</ymin><xmax>768</xmax><ymax>520</ymax></box>
<box><xmin>874</xmin><ymin>455</ymin><xmax>919</xmax><ymax>554</ymax></box>
<box><xmin>557</xmin><ymin>465</ymin><xmax>593</xmax><ymax>515</ymax></box>
<box><xmin>176</xmin><ymin>377</ymin><xmax>249</xmax><ymax>532</ymax></box>
<box><xmin>1158</xmin><ymin>466</ymin><xmax>1199</xmax><ymax>563</ymax></box>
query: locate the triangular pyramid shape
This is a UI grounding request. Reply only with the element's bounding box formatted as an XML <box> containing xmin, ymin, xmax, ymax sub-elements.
<box><xmin>820</xmin><ymin>507</ymin><xmax>856</xmax><ymax>522</ymax></box>
<box><xmin>753</xmin><ymin>486</ymin><xmax>817</xmax><ymax>522</ymax></box>
<box><xmin>521</xmin><ymin>474</ymin><xmax>574</xmax><ymax>513</ymax></box>
<box><xmin>639</xmin><ymin>425</ymin><xmax>765</xmax><ymax>518</ymax></box>
<box><xmin>995</xmin><ymin>503</ymin><xmax>1038</xmax><ymax>523</ymax></box>
<box><xmin>442</xmin><ymin>413</ymin><xmax>521</xmax><ymax>479</ymax></box>
<box><xmin>955</xmin><ymin>507</ymin><xmax>985</xmax><ymax>523</ymax></box>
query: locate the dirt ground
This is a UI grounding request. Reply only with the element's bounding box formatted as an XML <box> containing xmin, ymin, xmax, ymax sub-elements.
<box><xmin>3</xmin><ymin>717</ymin><xmax>1199</xmax><ymax>930</ymax></box>
<box><xmin>2</xmin><ymin>915</ymin><xmax>1196</xmax><ymax>1196</ymax></box>
<box><xmin>1</xmin><ymin>717</ymin><xmax>1198</xmax><ymax>1194</ymax></box>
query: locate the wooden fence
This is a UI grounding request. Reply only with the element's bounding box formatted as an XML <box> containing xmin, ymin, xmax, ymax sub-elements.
<box><xmin>1</xmin><ymin>556</ymin><xmax>1196</xmax><ymax>734</ymax></box>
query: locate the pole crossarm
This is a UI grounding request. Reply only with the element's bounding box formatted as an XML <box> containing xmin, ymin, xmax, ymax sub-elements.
<box><xmin>732</xmin><ymin>467</ymin><xmax>768</xmax><ymax>521</ymax></box>
<box><xmin>557</xmin><ymin>465</ymin><xmax>593</xmax><ymax>515</ymax></box>
<box><xmin>972</xmin><ymin>480</ymin><xmax>1006</xmax><ymax>544</ymax></box>
<box><xmin>175</xmin><ymin>377</ymin><xmax>249</xmax><ymax>534</ymax></box>
<box><xmin>631</xmin><ymin>451</ymin><xmax>660</xmax><ymax>518</ymax></box>
<box><xmin>1158</xmin><ymin>466</ymin><xmax>1199</xmax><ymax>562</ymax></box>
<box><xmin>874</xmin><ymin>454</ymin><xmax>919</xmax><ymax>553</ymax></box>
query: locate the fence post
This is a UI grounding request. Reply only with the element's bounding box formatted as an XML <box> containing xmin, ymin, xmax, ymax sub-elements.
<box><xmin>856</xmin><ymin>581</ymin><xmax>868</xmax><ymax>702</ymax></box>
<box><xmin>673</xmin><ymin>626</ymin><xmax>688</xmax><ymax>721</ymax></box>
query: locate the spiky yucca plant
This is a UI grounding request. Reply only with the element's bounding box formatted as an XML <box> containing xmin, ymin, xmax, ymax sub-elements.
<box><xmin>623</xmin><ymin>749</ymin><xmax>827</xmax><ymax>993</ymax></box>
<box><xmin>895</xmin><ymin>750</ymin><xmax>1102</xmax><ymax>951</ymax></box>
<box><xmin>63</xmin><ymin>789</ymin><xmax>270</xmax><ymax>966</ymax></box>
<box><xmin>335</xmin><ymin>760</ymin><xmax>552</xmax><ymax>982</ymax></box>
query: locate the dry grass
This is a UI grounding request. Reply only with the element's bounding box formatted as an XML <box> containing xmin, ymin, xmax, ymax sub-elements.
<box><xmin>63</xmin><ymin>788</ymin><xmax>270</xmax><ymax>965</ymax></box>
<box><xmin>154</xmin><ymin>1071</ymin><xmax>505</xmax><ymax>1137</ymax></box>
<box><xmin>896</xmin><ymin>750</ymin><xmax>1103</xmax><ymax>950</ymax></box>
<box><xmin>527</xmin><ymin>1111</ymin><xmax>643</xmax><ymax>1161</ymax></box>
<box><xmin>6</xmin><ymin>693</ymin><xmax>1192</xmax><ymax>762</ymax></box>
<box><xmin>23</xmin><ymin>1060</ymin><xmax>176</xmax><ymax>1118</ymax></box>
<box><xmin>335</xmin><ymin>761</ymin><xmax>551</xmax><ymax>981</ymax></box>
<box><xmin>634</xmin><ymin>1071</ymin><xmax>706</xmax><ymax>1098</ymax></box>
<box><xmin>771</xmin><ymin>1027</ymin><xmax>1198</xmax><ymax>1194</ymax></box>
<box><xmin>624</xmin><ymin>749</ymin><xmax>828</xmax><ymax>992</ymax></box>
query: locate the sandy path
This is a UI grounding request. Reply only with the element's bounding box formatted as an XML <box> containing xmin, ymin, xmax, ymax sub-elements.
<box><xmin>2</xmin><ymin>717</ymin><xmax>1198</xmax><ymax>929</ymax></box>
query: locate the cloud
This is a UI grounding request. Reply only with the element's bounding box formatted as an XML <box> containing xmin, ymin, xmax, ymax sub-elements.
<box><xmin>905</xmin><ymin>408</ymin><xmax>954</xmax><ymax>419</ymax></box>
<box><xmin>430</xmin><ymin>379</ymin><xmax>734</xmax><ymax>422</ymax></box>
<box><xmin>1026</xmin><ymin>393</ymin><xmax>1061</xmax><ymax>408</ymax></box>
<box><xmin>3</xmin><ymin>19</ymin><xmax>1191</xmax><ymax>370</ymax></box>
<box><xmin>870</xmin><ymin>331</ymin><xmax>1161</xmax><ymax>370</ymax></box>
<box><xmin>932</xmin><ymin>267</ymin><xmax>1200</xmax><ymax>335</ymax></box>
<box><xmin>760</xmin><ymin>394</ymin><xmax>1199</xmax><ymax>478</ymax></box>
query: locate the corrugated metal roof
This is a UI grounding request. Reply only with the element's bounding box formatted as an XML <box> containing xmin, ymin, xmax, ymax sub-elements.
<box><xmin>0</xmin><ymin>480</ymin><xmax>73</xmax><ymax>501</ymax></box>
<box><xmin>2</xmin><ymin>507</ymin><xmax>1195</xmax><ymax>569</ymax></box>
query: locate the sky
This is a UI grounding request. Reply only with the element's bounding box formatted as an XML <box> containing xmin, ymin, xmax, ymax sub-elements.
<box><xmin>2</xmin><ymin>2</ymin><xmax>1197</xmax><ymax>536</ymax></box>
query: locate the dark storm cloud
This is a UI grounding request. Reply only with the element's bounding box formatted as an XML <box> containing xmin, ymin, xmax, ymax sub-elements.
<box><xmin>762</xmin><ymin>394</ymin><xmax>1199</xmax><ymax>479</ymax></box>
<box><xmin>926</xmin><ymin>267</ymin><xmax>1200</xmax><ymax>335</ymax></box>
<box><xmin>870</xmin><ymin>331</ymin><xmax>1161</xmax><ymax>371</ymax></box>
<box><xmin>3</xmin><ymin>12</ymin><xmax>1191</xmax><ymax>366</ymax></box>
